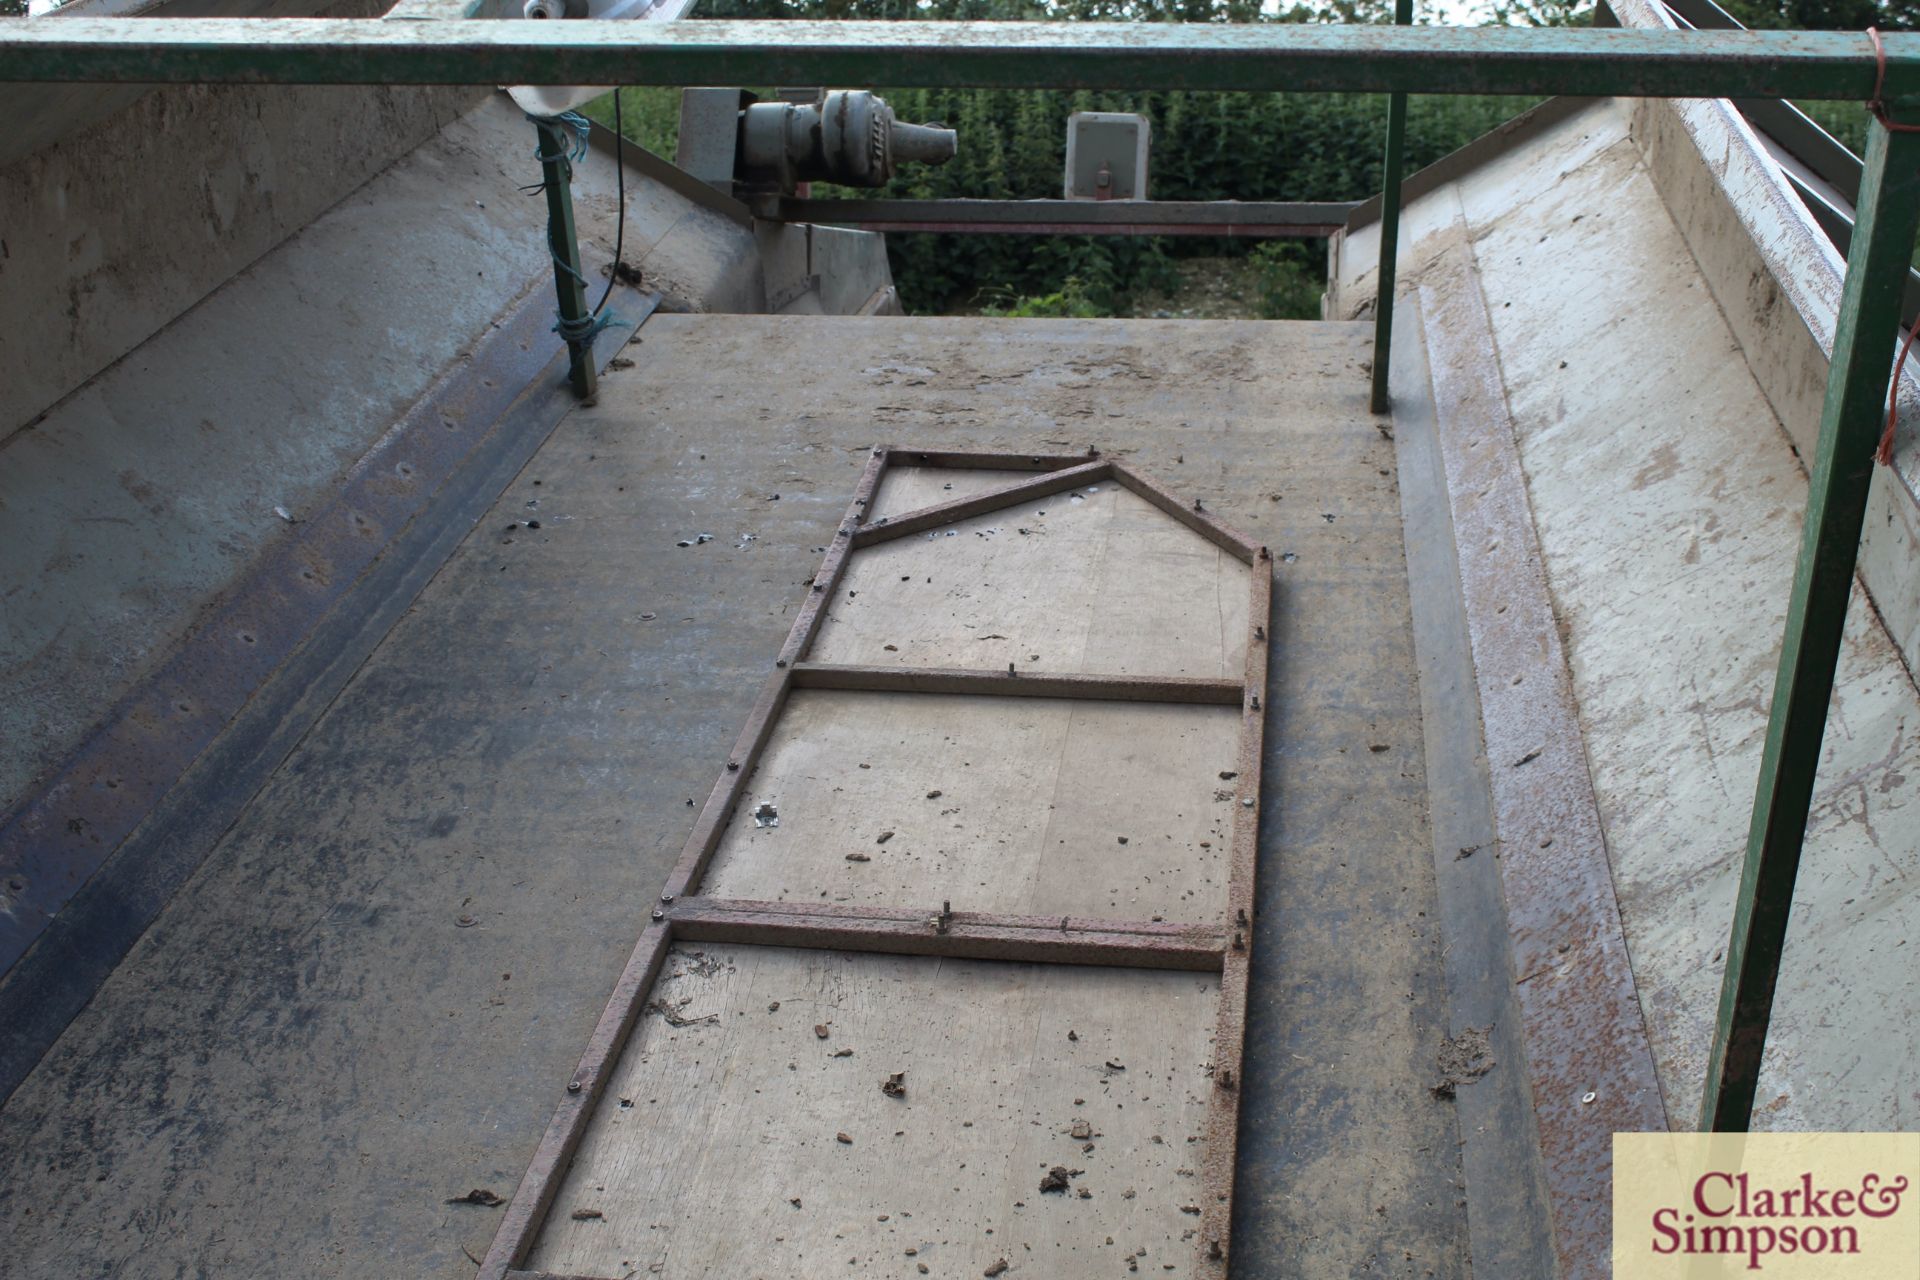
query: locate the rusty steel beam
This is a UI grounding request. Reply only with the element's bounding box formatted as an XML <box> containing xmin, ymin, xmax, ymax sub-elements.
<box><xmin>802</xmin><ymin>217</ymin><xmax>1349</xmax><ymax>238</ymax></box>
<box><xmin>1109</xmin><ymin>463</ymin><xmax>1264</xmax><ymax>564</ymax></box>
<box><xmin>666</xmin><ymin>898</ymin><xmax>1227</xmax><ymax>971</ymax></box>
<box><xmin>851</xmin><ymin>458</ymin><xmax>1111</xmax><ymax>548</ymax></box>
<box><xmin>890</xmin><ymin>449</ymin><xmax>1097</xmax><ymax>470</ymax></box>
<box><xmin>789</xmin><ymin>663</ymin><xmax>1245</xmax><ymax>705</ymax></box>
<box><xmin>1195</xmin><ymin>558</ymin><xmax>1272</xmax><ymax>1277</ymax></box>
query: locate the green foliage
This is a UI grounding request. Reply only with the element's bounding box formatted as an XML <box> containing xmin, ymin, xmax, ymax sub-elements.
<box><xmin>579</xmin><ymin>85</ymin><xmax>683</xmax><ymax>159</ymax></box>
<box><xmin>979</xmin><ymin>276</ymin><xmax>1110</xmax><ymax>317</ymax></box>
<box><xmin>1249</xmin><ymin>241</ymin><xmax>1325</xmax><ymax>319</ymax></box>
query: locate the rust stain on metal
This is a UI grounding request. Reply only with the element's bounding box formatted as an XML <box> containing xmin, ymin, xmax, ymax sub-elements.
<box><xmin>788</xmin><ymin>662</ymin><xmax>1244</xmax><ymax>705</ymax></box>
<box><xmin>851</xmin><ymin>458</ymin><xmax>1110</xmax><ymax>547</ymax></box>
<box><xmin>0</xmin><ymin>288</ymin><xmax>650</xmax><ymax>978</ymax></box>
<box><xmin>1195</xmin><ymin>562</ymin><xmax>1271</xmax><ymax>1278</ymax></box>
<box><xmin>1419</xmin><ymin>252</ymin><xmax>1667</xmax><ymax>1280</ymax></box>
<box><xmin>665</xmin><ymin>896</ymin><xmax>1226</xmax><ymax>971</ymax></box>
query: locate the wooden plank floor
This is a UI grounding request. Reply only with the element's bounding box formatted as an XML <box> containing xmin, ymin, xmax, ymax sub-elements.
<box><xmin>529</xmin><ymin>946</ymin><xmax>1220</xmax><ymax>1278</ymax></box>
<box><xmin>701</xmin><ymin>690</ymin><xmax>1239</xmax><ymax>923</ymax></box>
<box><xmin>814</xmin><ymin>478</ymin><xmax>1250</xmax><ymax>678</ymax></box>
<box><xmin>0</xmin><ymin>317</ymin><xmax>1469</xmax><ymax>1280</ymax></box>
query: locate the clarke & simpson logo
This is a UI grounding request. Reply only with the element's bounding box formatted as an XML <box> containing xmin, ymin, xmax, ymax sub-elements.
<box><xmin>1613</xmin><ymin>1134</ymin><xmax>1920</xmax><ymax>1278</ymax></box>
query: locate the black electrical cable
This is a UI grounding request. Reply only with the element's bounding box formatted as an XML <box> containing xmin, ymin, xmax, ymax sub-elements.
<box><xmin>592</xmin><ymin>93</ymin><xmax>627</xmax><ymax>318</ymax></box>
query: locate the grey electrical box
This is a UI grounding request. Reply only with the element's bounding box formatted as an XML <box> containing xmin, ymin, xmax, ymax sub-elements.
<box><xmin>1064</xmin><ymin>112</ymin><xmax>1150</xmax><ymax>201</ymax></box>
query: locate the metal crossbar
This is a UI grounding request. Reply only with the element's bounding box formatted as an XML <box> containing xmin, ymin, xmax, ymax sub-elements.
<box><xmin>0</xmin><ymin>20</ymin><xmax>1914</xmax><ymax>100</ymax></box>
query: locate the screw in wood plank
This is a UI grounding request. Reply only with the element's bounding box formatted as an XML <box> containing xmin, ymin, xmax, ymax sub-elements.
<box><xmin>1232</xmin><ymin>932</ymin><xmax>1245</xmax><ymax>951</ymax></box>
<box><xmin>1254</xmin><ymin>625</ymin><xmax>1266</xmax><ymax>641</ymax></box>
<box><xmin>651</xmin><ymin>908</ymin><xmax>664</xmax><ymax>921</ymax></box>
<box><xmin>1193</xmin><ymin>498</ymin><xmax>1204</xmax><ymax>512</ymax></box>
<box><xmin>660</xmin><ymin>893</ymin><xmax>674</xmax><ymax>904</ymax></box>
<box><xmin>1259</xmin><ymin>545</ymin><xmax>1271</xmax><ymax>561</ymax></box>
<box><xmin>1250</xmin><ymin>694</ymin><xmax>1260</xmax><ymax>710</ymax></box>
<box><xmin>1086</xmin><ymin>444</ymin><xmax>1099</xmax><ymax>456</ymax></box>
<box><xmin>567</xmin><ymin>1080</ymin><xmax>582</xmax><ymax>1093</ymax></box>
<box><xmin>1216</xmin><ymin>1068</ymin><xmax>1235</xmax><ymax>1091</ymax></box>
<box><xmin>929</xmin><ymin>900</ymin><xmax>953</xmax><ymax>934</ymax></box>
<box><xmin>1008</xmin><ymin>663</ymin><xmax>1017</xmax><ymax>677</ymax></box>
<box><xmin>776</xmin><ymin>658</ymin><xmax>788</xmax><ymax>668</ymax></box>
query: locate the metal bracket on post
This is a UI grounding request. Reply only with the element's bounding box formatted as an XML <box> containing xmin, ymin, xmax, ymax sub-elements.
<box><xmin>1700</xmin><ymin>116</ymin><xmax>1920</xmax><ymax>1132</ymax></box>
<box><xmin>532</xmin><ymin>114</ymin><xmax>598</xmax><ymax>401</ymax></box>
<box><xmin>1369</xmin><ymin>0</ymin><xmax>1413</xmax><ymax>415</ymax></box>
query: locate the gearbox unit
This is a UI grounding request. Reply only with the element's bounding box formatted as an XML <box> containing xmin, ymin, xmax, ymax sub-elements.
<box><xmin>679</xmin><ymin>88</ymin><xmax>957</xmax><ymax>197</ymax></box>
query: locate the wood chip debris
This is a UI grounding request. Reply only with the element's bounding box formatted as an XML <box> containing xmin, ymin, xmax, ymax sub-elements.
<box><xmin>882</xmin><ymin>1072</ymin><xmax>907</xmax><ymax>1098</ymax></box>
<box><xmin>570</xmin><ymin>1208</ymin><xmax>604</xmax><ymax>1220</ymax></box>
<box><xmin>815</xmin><ymin>1024</ymin><xmax>830</xmax><ymax>1039</ymax></box>
<box><xmin>445</xmin><ymin>1188</ymin><xmax>504</xmax><ymax>1207</ymax></box>
<box><xmin>984</xmin><ymin>1261</ymin><xmax>1009</xmax><ymax>1277</ymax></box>
<box><xmin>836</xmin><ymin>1131</ymin><xmax>853</xmax><ymax>1145</ymax></box>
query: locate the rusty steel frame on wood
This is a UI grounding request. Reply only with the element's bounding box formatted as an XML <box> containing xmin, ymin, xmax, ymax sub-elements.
<box><xmin>666</xmin><ymin>898</ymin><xmax>1227</xmax><ymax>970</ymax></box>
<box><xmin>480</xmin><ymin>447</ymin><xmax>1273</xmax><ymax>1280</ymax></box>
<box><xmin>851</xmin><ymin>457</ymin><xmax>1111</xmax><ymax>547</ymax></box>
<box><xmin>790</xmin><ymin>662</ymin><xmax>1245</xmax><ymax>704</ymax></box>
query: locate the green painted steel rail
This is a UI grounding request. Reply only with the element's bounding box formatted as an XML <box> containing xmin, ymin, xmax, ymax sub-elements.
<box><xmin>3</xmin><ymin>13</ymin><xmax>1916</xmax><ymax>1136</ymax></box>
<box><xmin>1700</xmin><ymin>120</ymin><xmax>1920</xmax><ymax>1133</ymax></box>
<box><xmin>1369</xmin><ymin>0</ymin><xmax>1413</xmax><ymax>415</ymax></box>
<box><xmin>0</xmin><ymin>20</ymin><xmax>1916</xmax><ymax>101</ymax></box>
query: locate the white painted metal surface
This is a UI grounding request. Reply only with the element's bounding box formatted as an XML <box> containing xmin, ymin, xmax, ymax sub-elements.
<box><xmin>1333</xmin><ymin>99</ymin><xmax>1920</xmax><ymax>1130</ymax></box>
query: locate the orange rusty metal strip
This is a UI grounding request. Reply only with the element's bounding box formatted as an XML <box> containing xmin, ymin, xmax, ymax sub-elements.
<box><xmin>889</xmin><ymin>448</ymin><xmax>1097</xmax><ymax>470</ymax></box>
<box><xmin>777</xmin><ymin>447</ymin><xmax>892</xmax><ymax>667</ymax></box>
<box><xmin>1196</xmin><ymin>552</ymin><xmax>1272</xmax><ymax>1277</ymax></box>
<box><xmin>850</xmin><ymin>458</ymin><xmax>1111</xmax><ymax>547</ymax></box>
<box><xmin>1109</xmin><ymin>462</ymin><xmax>1263</xmax><ymax>565</ymax></box>
<box><xmin>667</xmin><ymin>897</ymin><xmax>1226</xmax><ymax>970</ymax></box>
<box><xmin>789</xmin><ymin>662</ymin><xmax>1244</xmax><ymax>704</ymax></box>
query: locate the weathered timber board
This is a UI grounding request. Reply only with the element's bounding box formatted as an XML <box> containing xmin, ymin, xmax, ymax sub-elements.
<box><xmin>700</xmin><ymin>689</ymin><xmax>1239</xmax><ymax>925</ymax></box>
<box><xmin>812</xmin><ymin>483</ymin><xmax>1250</xmax><ymax>677</ymax></box>
<box><xmin>527</xmin><ymin>944</ymin><xmax>1221</xmax><ymax>1279</ymax></box>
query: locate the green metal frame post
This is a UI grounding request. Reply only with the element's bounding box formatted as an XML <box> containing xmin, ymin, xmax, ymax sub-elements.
<box><xmin>534</xmin><ymin>116</ymin><xmax>598</xmax><ymax>400</ymax></box>
<box><xmin>1702</xmin><ymin>116</ymin><xmax>1920</xmax><ymax>1132</ymax></box>
<box><xmin>1369</xmin><ymin>0</ymin><xmax>1413</xmax><ymax>414</ymax></box>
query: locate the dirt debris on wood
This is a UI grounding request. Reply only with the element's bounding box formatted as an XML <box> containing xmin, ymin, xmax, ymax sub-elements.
<box><xmin>445</xmin><ymin>1188</ymin><xmax>504</xmax><ymax>1207</ymax></box>
<box><xmin>1039</xmin><ymin>1165</ymin><xmax>1081</xmax><ymax>1194</ymax></box>
<box><xmin>1431</xmin><ymin>1024</ymin><xmax>1496</xmax><ymax>1099</ymax></box>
